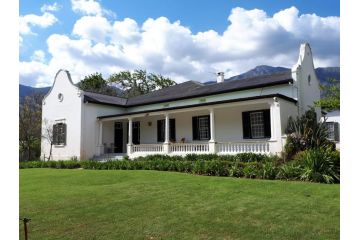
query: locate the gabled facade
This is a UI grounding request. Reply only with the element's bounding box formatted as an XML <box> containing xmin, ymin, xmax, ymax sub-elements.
<box><xmin>41</xmin><ymin>43</ymin><xmax>321</xmax><ymax>160</ymax></box>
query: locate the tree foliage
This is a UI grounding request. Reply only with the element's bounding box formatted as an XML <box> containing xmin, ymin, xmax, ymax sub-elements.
<box><xmin>77</xmin><ymin>72</ymin><xmax>118</xmax><ymax>96</ymax></box>
<box><xmin>108</xmin><ymin>69</ymin><xmax>176</xmax><ymax>98</ymax></box>
<box><xmin>19</xmin><ymin>93</ymin><xmax>43</xmax><ymax>161</ymax></box>
<box><xmin>315</xmin><ymin>78</ymin><xmax>340</xmax><ymax>111</ymax></box>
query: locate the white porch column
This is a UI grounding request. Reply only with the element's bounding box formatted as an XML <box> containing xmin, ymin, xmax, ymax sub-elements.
<box><xmin>209</xmin><ymin>108</ymin><xmax>217</xmax><ymax>153</ymax></box>
<box><xmin>269</xmin><ymin>97</ymin><xmax>282</xmax><ymax>154</ymax></box>
<box><xmin>163</xmin><ymin>113</ymin><xmax>170</xmax><ymax>154</ymax></box>
<box><xmin>127</xmin><ymin>117</ymin><xmax>133</xmax><ymax>154</ymax></box>
<box><xmin>98</xmin><ymin>120</ymin><xmax>103</xmax><ymax>155</ymax></box>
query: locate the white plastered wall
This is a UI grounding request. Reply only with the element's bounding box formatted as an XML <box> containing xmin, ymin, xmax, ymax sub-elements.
<box><xmin>291</xmin><ymin>43</ymin><xmax>321</xmax><ymax>119</ymax></box>
<box><xmin>82</xmin><ymin>103</ymin><xmax>126</xmax><ymax>159</ymax></box>
<box><xmin>279</xmin><ymin>99</ymin><xmax>298</xmax><ymax>133</ymax></box>
<box><xmin>41</xmin><ymin>70</ymin><xmax>83</xmax><ymax>160</ymax></box>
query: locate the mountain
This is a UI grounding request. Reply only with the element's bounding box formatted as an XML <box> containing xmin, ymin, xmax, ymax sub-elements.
<box><xmin>19</xmin><ymin>84</ymin><xmax>50</xmax><ymax>100</ymax></box>
<box><xmin>315</xmin><ymin>67</ymin><xmax>340</xmax><ymax>85</ymax></box>
<box><xmin>223</xmin><ymin>65</ymin><xmax>340</xmax><ymax>85</ymax></box>
<box><xmin>19</xmin><ymin>84</ymin><xmax>123</xmax><ymax>100</ymax></box>
<box><xmin>226</xmin><ymin>65</ymin><xmax>290</xmax><ymax>81</ymax></box>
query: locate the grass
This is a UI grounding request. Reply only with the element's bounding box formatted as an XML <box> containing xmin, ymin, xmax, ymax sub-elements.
<box><xmin>20</xmin><ymin>169</ymin><xmax>339</xmax><ymax>240</ymax></box>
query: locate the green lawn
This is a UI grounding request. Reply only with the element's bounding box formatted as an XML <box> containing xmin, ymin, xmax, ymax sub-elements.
<box><xmin>20</xmin><ymin>169</ymin><xmax>339</xmax><ymax>240</ymax></box>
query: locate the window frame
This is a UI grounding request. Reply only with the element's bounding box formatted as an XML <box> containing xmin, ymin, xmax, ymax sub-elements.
<box><xmin>249</xmin><ymin>111</ymin><xmax>265</xmax><ymax>139</ymax></box>
<box><xmin>53</xmin><ymin>122</ymin><xmax>67</xmax><ymax>146</ymax></box>
<box><xmin>325</xmin><ymin>121</ymin><xmax>339</xmax><ymax>142</ymax></box>
<box><xmin>242</xmin><ymin>109</ymin><xmax>271</xmax><ymax>139</ymax></box>
<box><xmin>192</xmin><ymin>115</ymin><xmax>210</xmax><ymax>141</ymax></box>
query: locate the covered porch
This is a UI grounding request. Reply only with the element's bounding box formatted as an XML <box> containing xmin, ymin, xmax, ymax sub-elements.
<box><xmin>95</xmin><ymin>97</ymin><xmax>285</xmax><ymax>159</ymax></box>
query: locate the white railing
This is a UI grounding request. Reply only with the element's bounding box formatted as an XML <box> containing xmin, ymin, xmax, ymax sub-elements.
<box><xmin>170</xmin><ymin>143</ymin><xmax>209</xmax><ymax>153</ymax></box>
<box><xmin>217</xmin><ymin>141</ymin><xmax>270</xmax><ymax>154</ymax></box>
<box><xmin>132</xmin><ymin>144</ymin><xmax>163</xmax><ymax>153</ymax></box>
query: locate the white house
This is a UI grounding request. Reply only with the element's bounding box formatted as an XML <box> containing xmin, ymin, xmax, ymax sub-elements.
<box><xmin>41</xmin><ymin>43</ymin><xmax>321</xmax><ymax>160</ymax></box>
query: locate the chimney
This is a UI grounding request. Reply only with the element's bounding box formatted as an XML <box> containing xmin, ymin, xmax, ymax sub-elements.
<box><xmin>216</xmin><ymin>72</ymin><xmax>224</xmax><ymax>83</ymax></box>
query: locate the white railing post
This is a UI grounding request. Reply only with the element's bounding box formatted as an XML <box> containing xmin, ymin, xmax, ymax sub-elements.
<box><xmin>209</xmin><ymin>108</ymin><xmax>217</xmax><ymax>154</ymax></box>
<box><xmin>127</xmin><ymin>118</ymin><xmax>133</xmax><ymax>155</ymax></box>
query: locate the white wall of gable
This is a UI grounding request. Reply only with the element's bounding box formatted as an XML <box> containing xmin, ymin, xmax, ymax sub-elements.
<box><xmin>291</xmin><ymin>43</ymin><xmax>321</xmax><ymax>118</ymax></box>
<box><xmin>41</xmin><ymin>70</ymin><xmax>83</xmax><ymax>160</ymax></box>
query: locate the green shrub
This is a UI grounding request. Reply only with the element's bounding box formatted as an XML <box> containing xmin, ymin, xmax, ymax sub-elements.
<box><xmin>295</xmin><ymin>148</ymin><xmax>340</xmax><ymax>183</ymax></box>
<box><xmin>259</xmin><ymin>161</ymin><xmax>278</xmax><ymax>180</ymax></box>
<box><xmin>235</xmin><ymin>153</ymin><xmax>267</xmax><ymax>162</ymax></box>
<box><xmin>243</xmin><ymin>162</ymin><xmax>260</xmax><ymax>178</ymax></box>
<box><xmin>204</xmin><ymin>160</ymin><xmax>230</xmax><ymax>176</ymax></box>
<box><xmin>277</xmin><ymin>162</ymin><xmax>303</xmax><ymax>180</ymax></box>
<box><xmin>185</xmin><ymin>154</ymin><xmax>218</xmax><ymax>161</ymax></box>
<box><xmin>284</xmin><ymin>107</ymin><xmax>334</xmax><ymax>160</ymax></box>
<box><xmin>229</xmin><ymin>162</ymin><xmax>244</xmax><ymax>178</ymax></box>
<box><xmin>192</xmin><ymin>160</ymin><xmax>206</xmax><ymax>175</ymax></box>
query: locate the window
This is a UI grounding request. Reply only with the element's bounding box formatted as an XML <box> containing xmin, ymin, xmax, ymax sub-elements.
<box><xmin>58</xmin><ymin>93</ymin><xmax>64</xmax><ymax>102</ymax></box>
<box><xmin>157</xmin><ymin>119</ymin><xmax>176</xmax><ymax>142</ymax></box>
<box><xmin>192</xmin><ymin>115</ymin><xmax>210</xmax><ymax>141</ymax></box>
<box><xmin>325</xmin><ymin>122</ymin><xmax>339</xmax><ymax>142</ymax></box>
<box><xmin>53</xmin><ymin>122</ymin><xmax>67</xmax><ymax>145</ymax></box>
<box><xmin>242</xmin><ymin>110</ymin><xmax>271</xmax><ymax>139</ymax></box>
<box><xmin>308</xmin><ymin>75</ymin><xmax>311</xmax><ymax>86</ymax></box>
<box><xmin>250</xmin><ymin>112</ymin><xmax>265</xmax><ymax>138</ymax></box>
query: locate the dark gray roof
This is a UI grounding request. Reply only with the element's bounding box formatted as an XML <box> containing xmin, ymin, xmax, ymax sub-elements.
<box><xmin>83</xmin><ymin>91</ymin><xmax>127</xmax><ymax>106</ymax></box>
<box><xmin>83</xmin><ymin>71</ymin><xmax>293</xmax><ymax>107</ymax></box>
<box><xmin>126</xmin><ymin>71</ymin><xmax>293</xmax><ymax>106</ymax></box>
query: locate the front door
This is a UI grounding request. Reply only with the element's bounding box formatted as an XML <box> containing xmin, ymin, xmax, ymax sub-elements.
<box><xmin>114</xmin><ymin>122</ymin><xmax>123</xmax><ymax>153</ymax></box>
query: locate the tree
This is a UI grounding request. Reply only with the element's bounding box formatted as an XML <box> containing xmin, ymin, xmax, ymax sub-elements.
<box><xmin>315</xmin><ymin>78</ymin><xmax>340</xmax><ymax>111</ymax></box>
<box><xmin>77</xmin><ymin>72</ymin><xmax>118</xmax><ymax>96</ymax></box>
<box><xmin>42</xmin><ymin>119</ymin><xmax>54</xmax><ymax>161</ymax></box>
<box><xmin>19</xmin><ymin>93</ymin><xmax>43</xmax><ymax>161</ymax></box>
<box><xmin>108</xmin><ymin>69</ymin><xmax>176</xmax><ymax>98</ymax></box>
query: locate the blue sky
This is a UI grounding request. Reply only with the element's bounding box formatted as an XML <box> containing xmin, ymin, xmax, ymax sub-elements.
<box><xmin>19</xmin><ymin>0</ymin><xmax>340</xmax><ymax>87</ymax></box>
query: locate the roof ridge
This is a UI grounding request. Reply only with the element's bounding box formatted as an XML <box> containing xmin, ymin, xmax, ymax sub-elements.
<box><xmin>83</xmin><ymin>90</ymin><xmax>127</xmax><ymax>100</ymax></box>
<box><xmin>127</xmin><ymin>80</ymin><xmax>202</xmax><ymax>100</ymax></box>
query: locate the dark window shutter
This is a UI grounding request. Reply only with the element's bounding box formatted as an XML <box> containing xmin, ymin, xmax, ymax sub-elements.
<box><xmin>157</xmin><ymin>120</ymin><xmax>164</xmax><ymax>142</ymax></box>
<box><xmin>334</xmin><ymin>122</ymin><xmax>339</xmax><ymax>141</ymax></box>
<box><xmin>126</xmin><ymin>122</ymin><xmax>129</xmax><ymax>144</ymax></box>
<box><xmin>63</xmin><ymin>123</ymin><xmax>67</xmax><ymax>145</ymax></box>
<box><xmin>170</xmin><ymin>119</ymin><xmax>176</xmax><ymax>142</ymax></box>
<box><xmin>263</xmin><ymin>109</ymin><xmax>271</xmax><ymax>138</ymax></box>
<box><xmin>206</xmin><ymin>115</ymin><xmax>211</xmax><ymax>140</ymax></box>
<box><xmin>52</xmin><ymin>124</ymin><xmax>58</xmax><ymax>145</ymax></box>
<box><xmin>192</xmin><ymin>116</ymin><xmax>198</xmax><ymax>140</ymax></box>
<box><xmin>242</xmin><ymin>112</ymin><xmax>251</xmax><ymax>139</ymax></box>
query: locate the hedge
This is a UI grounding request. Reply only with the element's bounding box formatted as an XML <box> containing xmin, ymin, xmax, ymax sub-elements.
<box><xmin>19</xmin><ymin>151</ymin><xmax>340</xmax><ymax>183</ymax></box>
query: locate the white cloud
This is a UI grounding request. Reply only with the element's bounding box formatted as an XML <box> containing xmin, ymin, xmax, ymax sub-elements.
<box><xmin>19</xmin><ymin>12</ymin><xmax>58</xmax><ymax>35</ymax></box>
<box><xmin>73</xmin><ymin>16</ymin><xmax>112</xmax><ymax>42</ymax></box>
<box><xmin>71</xmin><ymin>0</ymin><xmax>115</xmax><ymax>17</ymax></box>
<box><xmin>31</xmin><ymin>50</ymin><xmax>46</xmax><ymax>62</ymax></box>
<box><xmin>20</xmin><ymin>6</ymin><xmax>340</xmax><ymax>87</ymax></box>
<box><xmin>41</xmin><ymin>2</ymin><xmax>62</xmax><ymax>13</ymax></box>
